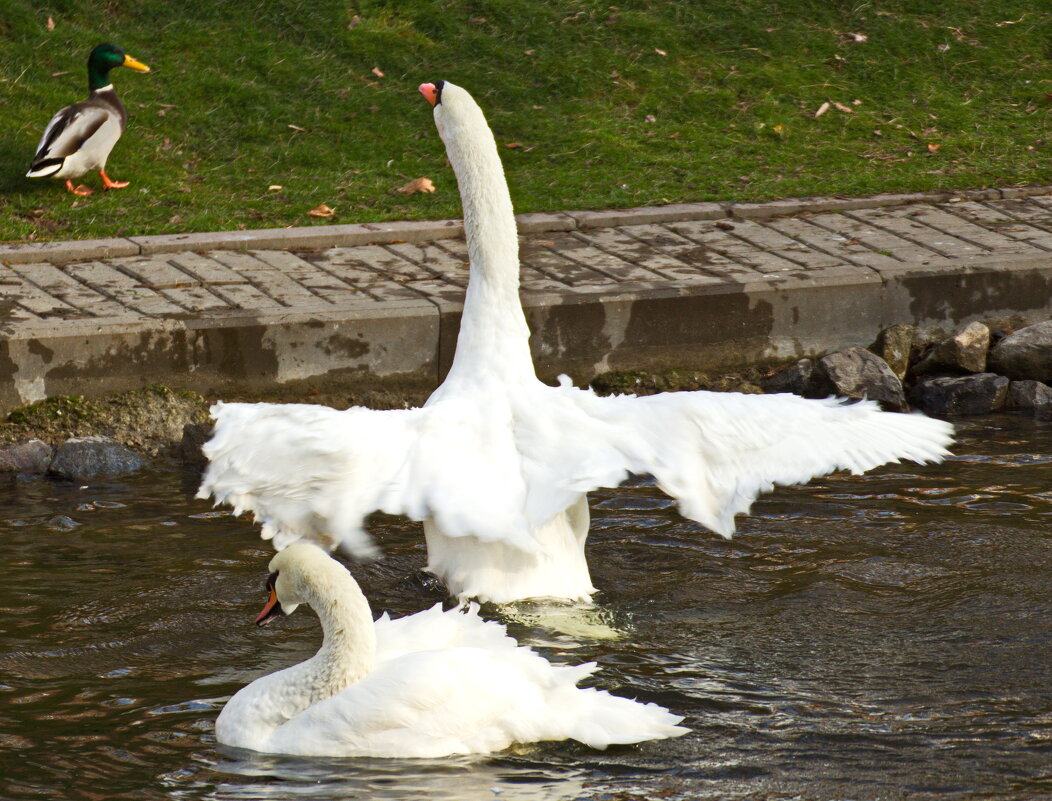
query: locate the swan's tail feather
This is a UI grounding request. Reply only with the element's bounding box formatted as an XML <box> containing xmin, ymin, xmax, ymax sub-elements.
<box><xmin>564</xmin><ymin>689</ymin><xmax>689</xmax><ymax>748</ymax></box>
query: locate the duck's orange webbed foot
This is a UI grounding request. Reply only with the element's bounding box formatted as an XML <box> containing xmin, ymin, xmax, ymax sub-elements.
<box><xmin>100</xmin><ymin>171</ymin><xmax>130</xmax><ymax>190</ymax></box>
<box><xmin>65</xmin><ymin>180</ymin><xmax>93</xmax><ymax>197</ymax></box>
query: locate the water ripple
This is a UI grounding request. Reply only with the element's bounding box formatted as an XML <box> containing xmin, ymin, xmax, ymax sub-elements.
<box><xmin>1</xmin><ymin>419</ymin><xmax>1051</xmax><ymax>799</ymax></box>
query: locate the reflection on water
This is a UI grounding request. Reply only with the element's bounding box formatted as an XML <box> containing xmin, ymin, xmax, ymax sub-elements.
<box><xmin>1</xmin><ymin>415</ymin><xmax>1051</xmax><ymax>800</ymax></box>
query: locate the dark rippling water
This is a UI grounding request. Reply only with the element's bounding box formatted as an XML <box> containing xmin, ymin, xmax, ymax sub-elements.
<box><xmin>2</xmin><ymin>414</ymin><xmax>1051</xmax><ymax>800</ymax></box>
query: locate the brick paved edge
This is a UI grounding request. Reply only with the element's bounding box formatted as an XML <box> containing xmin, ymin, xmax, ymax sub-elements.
<box><xmin>2</xmin><ymin>186</ymin><xmax>1049</xmax><ymax>265</ymax></box>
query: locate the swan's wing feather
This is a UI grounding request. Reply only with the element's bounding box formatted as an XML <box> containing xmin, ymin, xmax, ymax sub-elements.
<box><xmin>197</xmin><ymin>400</ymin><xmax>536</xmax><ymax>557</ymax></box>
<box><xmin>520</xmin><ymin>384</ymin><xmax>954</xmax><ymax>537</ymax></box>
<box><xmin>374</xmin><ymin>602</ymin><xmax>516</xmax><ymax>662</ymax></box>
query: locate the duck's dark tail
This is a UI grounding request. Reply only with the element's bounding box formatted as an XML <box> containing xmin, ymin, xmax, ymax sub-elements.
<box><xmin>26</xmin><ymin>157</ymin><xmax>65</xmax><ymax>178</ymax></box>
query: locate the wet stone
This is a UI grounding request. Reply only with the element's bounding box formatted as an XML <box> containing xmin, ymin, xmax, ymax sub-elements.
<box><xmin>1007</xmin><ymin>380</ymin><xmax>1052</xmax><ymax>420</ymax></box>
<box><xmin>988</xmin><ymin>321</ymin><xmax>1052</xmax><ymax>382</ymax></box>
<box><xmin>914</xmin><ymin>321</ymin><xmax>990</xmax><ymax>375</ymax></box>
<box><xmin>180</xmin><ymin>423</ymin><xmax>213</xmax><ymax>468</ymax></box>
<box><xmin>815</xmin><ymin>346</ymin><xmax>908</xmax><ymax>411</ymax></box>
<box><xmin>760</xmin><ymin>358</ymin><xmax>819</xmax><ymax>397</ymax></box>
<box><xmin>0</xmin><ymin>439</ymin><xmax>54</xmax><ymax>474</ymax></box>
<box><xmin>49</xmin><ymin>436</ymin><xmax>147</xmax><ymax>481</ymax></box>
<box><xmin>874</xmin><ymin>324</ymin><xmax>915</xmax><ymax>381</ymax></box>
<box><xmin>908</xmin><ymin>373</ymin><xmax>1010</xmax><ymax>416</ymax></box>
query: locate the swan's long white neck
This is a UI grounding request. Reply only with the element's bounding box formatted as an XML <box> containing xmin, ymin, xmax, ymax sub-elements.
<box><xmin>436</xmin><ymin>92</ymin><xmax>535</xmax><ymax>383</ymax></box>
<box><xmin>298</xmin><ymin>569</ymin><xmax>376</xmax><ymax>705</ymax></box>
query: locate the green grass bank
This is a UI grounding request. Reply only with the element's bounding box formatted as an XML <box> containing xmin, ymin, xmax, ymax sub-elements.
<box><xmin>1</xmin><ymin>0</ymin><xmax>1048</xmax><ymax>242</ymax></box>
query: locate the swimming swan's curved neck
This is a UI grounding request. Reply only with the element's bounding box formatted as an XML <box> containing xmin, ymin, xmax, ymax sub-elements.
<box><xmin>299</xmin><ymin>576</ymin><xmax>376</xmax><ymax>701</ymax></box>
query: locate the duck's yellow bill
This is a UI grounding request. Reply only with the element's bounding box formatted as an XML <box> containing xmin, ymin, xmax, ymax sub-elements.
<box><xmin>123</xmin><ymin>55</ymin><xmax>150</xmax><ymax>73</ymax></box>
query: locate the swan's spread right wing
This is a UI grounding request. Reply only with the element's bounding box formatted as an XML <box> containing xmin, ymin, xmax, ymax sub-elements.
<box><xmin>197</xmin><ymin>400</ymin><xmax>536</xmax><ymax>557</ymax></box>
<box><xmin>519</xmin><ymin>384</ymin><xmax>954</xmax><ymax>538</ymax></box>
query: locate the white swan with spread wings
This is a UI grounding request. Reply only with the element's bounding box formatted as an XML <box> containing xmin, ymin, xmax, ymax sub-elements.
<box><xmin>198</xmin><ymin>81</ymin><xmax>954</xmax><ymax>604</ymax></box>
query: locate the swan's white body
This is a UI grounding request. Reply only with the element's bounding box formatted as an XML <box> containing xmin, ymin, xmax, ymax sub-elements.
<box><xmin>215</xmin><ymin>544</ymin><xmax>687</xmax><ymax>757</ymax></box>
<box><xmin>198</xmin><ymin>82</ymin><xmax>954</xmax><ymax>604</ymax></box>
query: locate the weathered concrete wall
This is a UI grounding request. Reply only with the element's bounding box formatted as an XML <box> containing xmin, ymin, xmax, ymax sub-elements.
<box><xmin>1</xmin><ymin>190</ymin><xmax>1050</xmax><ymax>412</ymax></box>
<box><xmin>0</xmin><ymin>303</ymin><xmax>440</xmax><ymax>411</ymax></box>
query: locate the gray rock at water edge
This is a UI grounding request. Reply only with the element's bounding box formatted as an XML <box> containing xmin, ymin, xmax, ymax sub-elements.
<box><xmin>181</xmin><ymin>423</ymin><xmax>213</xmax><ymax>468</ymax></box>
<box><xmin>760</xmin><ymin>358</ymin><xmax>819</xmax><ymax>396</ymax></box>
<box><xmin>49</xmin><ymin>435</ymin><xmax>147</xmax><ymax>481</ymax></box>
<box><xmin>814</xmin><ymin>346</ymin><xmax>908</xmax><ymax>411</ymax></box>
<box><xmin>0</xmin><ymin>439</ymin><xmax>54</xmax><ymax>474</ymax></box>
<box><xmin>988</xmin><ymin>320</ymin><xmax>1052</xmax><ymax>381</ymax></box>
<box><xmin>908</xmin><ymin>373</ymin><xmax>1010</xmax><ymax>416</ymax></box>
<box><xmin>874</xmin><ymin>324</ymin><xmax>915</xmax><ymax>381</ymax></box>
<box><xmin>1007</xmin><ymin>380</ymin><xmax>1052</xmax><ymax>420</ymax></box>
<box><xmin>914</xmin><ymin>321</ymin><xmax>991</xmax><ymax>376</ymax></box>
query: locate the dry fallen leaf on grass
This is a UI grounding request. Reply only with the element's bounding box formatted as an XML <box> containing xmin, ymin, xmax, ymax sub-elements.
<box><xmin>268</xmin><ymin>185</ymin><xmax>283</xmax><ymax>191</ymax></box>
<box><xmin>927</xmin><ymin>143</ymin><xmax>941</xmax><ymax>153</ymax></box>
<box><xmin>47</xmin><ymin>16</ymin><xmax>55</xmax><ymax>30</ymax></box>
<box><xmin>645</xmin><ymin>114</ymin><xmax>657</xmax><ymax>123</ymax></box>
<box><xmin>50</xmin><ymin>71</ymin><xmax>69</xmax><ymax>77</ymax></box>
<box><xmin>348</xmin><ymin>14</ymin><xmax>360</xmax><ymax>30</ymax></box>
<box><xmin>655</xmin><ymin>48</ymin><xmax>667</xmax><ymax>56</ymax></box>
<box><xmin>396</xmin><ymin>177</ymin><xmax>435</xmax><ymax>195</ymax></box>
<box><xmin>773</xmin><ymin>124</ymin><xmax>786</xmax><ymax>136</ymax></box>
<box><xmin>845</xmin><ymin>32</ymin><xmax>867</xmax><ymax>43</ymax></box>
<box><xmin>996</xmin><ymin>14</ymin><xmax>1027</xmax><ymax>27</ymax></box>
<box><xmin>814</xmin><ymin>101</ymin><xmax>831</xmax><ymax>118</ymax></box>
<box><xmin>833</xmin><ymin>101</ymin><xmax>854</xmax><ymax>114</ymax></box>
<box><xmin>371</xmin><ymin>67</ymin><xmax>384</xmax><ymax>78</ymax></box>
<box><xmin>307</xmin><ymin>203</ymin><xmax>335</xmax><ymax>218</ymax></box>
<box><xmin>288</xmin><ymin>124</ymin><xmax>307</xmax><ymax>132</ymax></box>
<box><xmin>504</xmin><ymin>142</ymin><xmax>524</xmax><ymax>149</ymax></box>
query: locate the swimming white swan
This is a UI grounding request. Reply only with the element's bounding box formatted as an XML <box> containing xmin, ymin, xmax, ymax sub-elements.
<box><xmin>198</xmin><ymin>81</ymin><xmax>954</xmax><ymax>604</ymax></box>
<box><xmin>214</xmin><ymin>543</ymin><xmax>687</xmax><ymax>757</ymax></box>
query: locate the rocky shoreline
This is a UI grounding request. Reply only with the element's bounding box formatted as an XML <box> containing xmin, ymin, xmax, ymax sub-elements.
<box><xmin>2</xmin><ymin>320</ymin><xmax>1049</xmax><ymax>483</ymax></box>
<box><xmin>760</xmin><ymin>319</ymin><xmax>1052</xmax><ymax>419</ymax></box>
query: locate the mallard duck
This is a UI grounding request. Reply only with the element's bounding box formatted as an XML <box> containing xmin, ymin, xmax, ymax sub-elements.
<box><xmin>26</xmin><ymin>42</ymin><xmax>149</xmax><ymax>196</ymax></box>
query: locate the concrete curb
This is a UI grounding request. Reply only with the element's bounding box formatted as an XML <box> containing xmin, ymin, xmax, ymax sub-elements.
<box><xmin>7</xmin><ymin>248</ymin><xmax>1049</xmax><ymax>413</ymax></box>
<box><xmin>2</xmin><ymin>186</ymin><xmax>1048</xmax><ymax>265</ymax></box>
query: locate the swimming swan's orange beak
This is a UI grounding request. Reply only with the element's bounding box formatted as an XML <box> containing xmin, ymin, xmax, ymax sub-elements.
<box><xmin>255</xmin><ymin>585</ymin><xmax>283</xmax><ymax>626</ymax></box>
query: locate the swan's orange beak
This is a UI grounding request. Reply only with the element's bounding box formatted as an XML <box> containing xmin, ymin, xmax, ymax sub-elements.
<box><xmin>419</xmin><ymin>83</ymin><xmax>439</xmax><ymax>107</ymax></box>
<box><xmin>255</xmin><ymin>585</ymin><xmax>283</xmax><ymax>626</ymax></box>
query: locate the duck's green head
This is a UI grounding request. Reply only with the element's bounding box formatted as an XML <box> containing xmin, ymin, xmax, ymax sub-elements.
<box><xmin>87</xmin><ymin>42</ymin><xmax>150</xmax><ymax>91</ymax></box>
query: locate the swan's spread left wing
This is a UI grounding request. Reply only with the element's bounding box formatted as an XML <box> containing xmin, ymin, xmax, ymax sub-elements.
<box><xmin>516</xmin><ymin>382</ymin><xmax>954</xmax><ymax>538</ymax></box>
<box><xmin>197</xmin><ymin>400</ymin><xmax>537</xmax><ymax>557</ymax></box>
